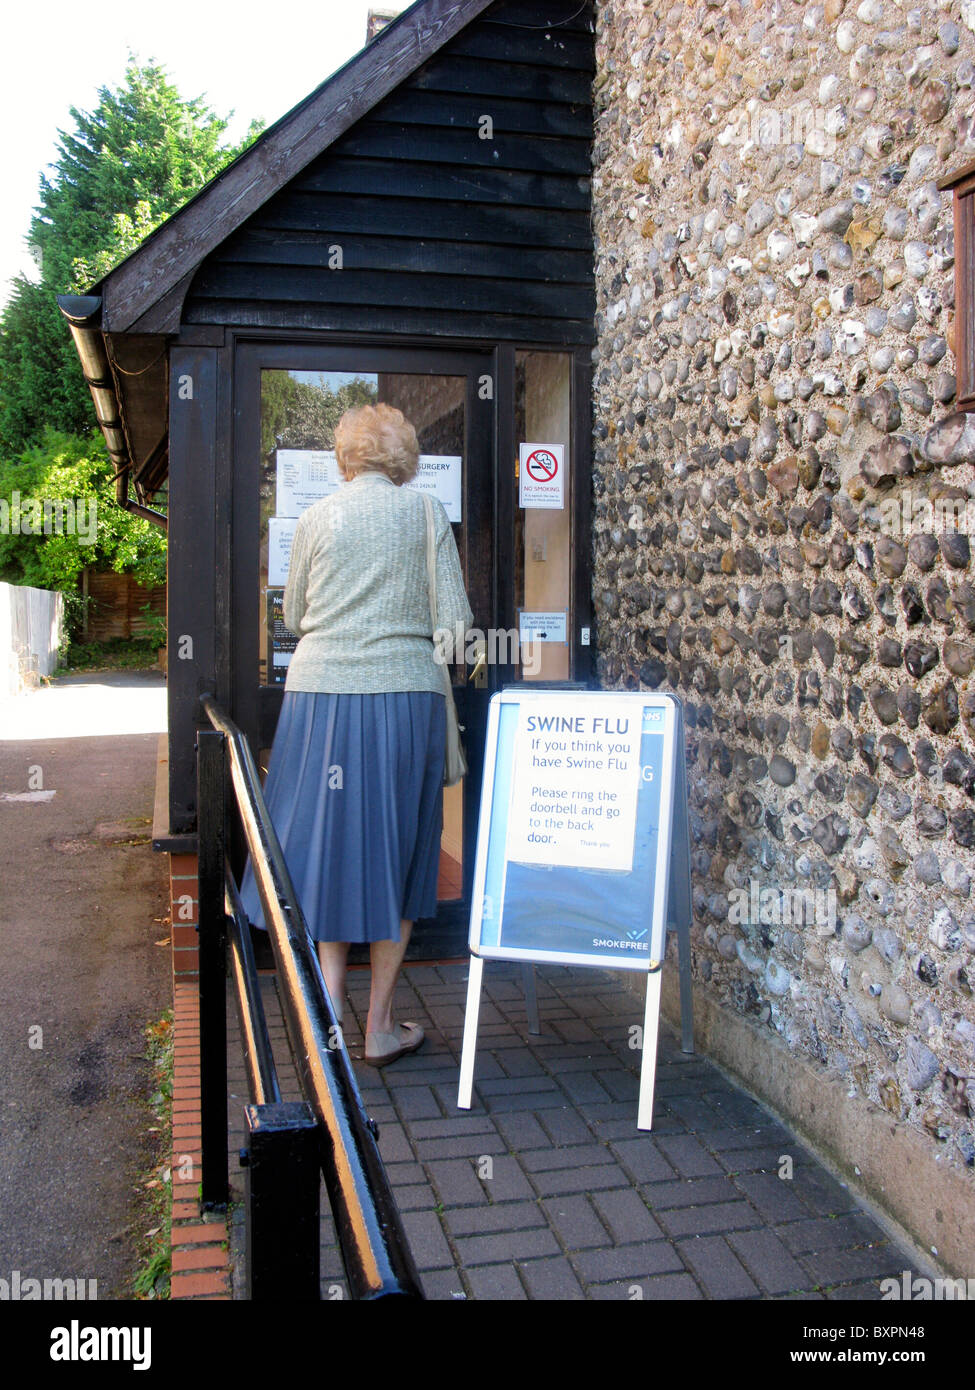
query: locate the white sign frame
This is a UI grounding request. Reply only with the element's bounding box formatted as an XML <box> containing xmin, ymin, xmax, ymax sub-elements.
<box><xmin>457</xmin><ymin>689</ymin><xmax>690</xmax><ymax>1130</ymax></box>
<box><xmin>469</xmin><ymin>691</ymin><xmax>677</xmax><ymax>971</ymax></box>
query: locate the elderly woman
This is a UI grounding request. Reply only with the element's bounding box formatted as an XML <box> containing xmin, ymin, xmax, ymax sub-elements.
<box><xmin>241</xmin><ymin>402</ymin><xmax>473</xmax><ymax>1066</ymax></box>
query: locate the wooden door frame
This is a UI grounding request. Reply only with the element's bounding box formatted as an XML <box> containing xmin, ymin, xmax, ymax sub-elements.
<box><xmin>225</xmin><ymin>331</ymin><xmax>593</xmax><ymax>959</ymax></box>
<box><xmin>164</xmin><ymin>329</ymin><xmax>593</xmax><ymax>952</ymax></box>
<box><xmin>231</xmin><ymin>336</ymin><xmax>495</xmax><ymax>957</ymax></box>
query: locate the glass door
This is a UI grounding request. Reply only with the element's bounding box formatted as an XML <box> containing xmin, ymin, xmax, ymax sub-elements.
<box><xmin>233</xmin><ymin>343</ymin><xmax>494</xmax><ymax>957</ymax></box>
<box><xmin>513</xmin><ymin>350</ymin><xmax>574</xmax><ymax>681</ymax></box>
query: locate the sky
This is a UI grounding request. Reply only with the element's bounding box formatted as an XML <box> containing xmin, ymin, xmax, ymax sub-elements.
<box><xmin>0</xmin><ymin>0</ymin><xmax>402</xmax><ymax>306</ymax></box>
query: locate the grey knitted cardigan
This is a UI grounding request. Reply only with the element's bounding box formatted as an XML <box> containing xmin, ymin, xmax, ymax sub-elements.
<box><xmin>283</xmin><ymin>471</ymin><xmax>473</xmax><ymax>694</ymax></box>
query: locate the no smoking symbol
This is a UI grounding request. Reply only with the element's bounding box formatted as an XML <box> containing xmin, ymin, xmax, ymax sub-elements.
<box><xmin>525</xmin><ymin>449</ymin><xmax>559</xmax><ymax>483</ymax></box>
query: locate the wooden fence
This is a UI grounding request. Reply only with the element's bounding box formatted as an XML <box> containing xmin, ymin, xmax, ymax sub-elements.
<box><xmin>82</xmin><ymin>568</ymin><xmax>166</xmax><ymax>642</ymax></box>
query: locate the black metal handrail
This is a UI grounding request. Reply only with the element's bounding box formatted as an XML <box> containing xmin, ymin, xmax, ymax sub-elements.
<box><xmin>225</xmin><ymin>866</ymin><xmax>281</xmax><ymax>1107</ymax></box>
<box><xmin>197</xmin><ymin>692</ymin><xmax>423</xmax><ymax>1300</ymax></box>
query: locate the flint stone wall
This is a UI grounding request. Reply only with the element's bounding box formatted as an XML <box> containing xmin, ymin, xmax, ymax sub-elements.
<box><xmin>592</xmin><ymin>0</ymin><xmax>975</xmax><ymax>1173</ymax></box>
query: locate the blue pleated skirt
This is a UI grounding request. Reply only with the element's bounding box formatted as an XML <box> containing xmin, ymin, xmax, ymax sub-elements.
<box><xmin>239</xmin><ymin>690</ymin><xmax>446</xmax><ymax>943</ymax></box>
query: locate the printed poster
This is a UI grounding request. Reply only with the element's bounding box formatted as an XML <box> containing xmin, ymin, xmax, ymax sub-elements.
<box><xmin>505</xmin><ymin>696</ymin><xmax>643</xmax><ymax>873</ymax></box>
<box><xmin>275</xmin><ymin>449</ymin><xmax>462</xmax><ymax>523</ymax></box>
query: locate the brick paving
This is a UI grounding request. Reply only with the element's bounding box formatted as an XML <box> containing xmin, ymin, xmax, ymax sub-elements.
<box><xmin>225</xmin><ymin>959</ymin><xmax>923</xmax><ymax>1301</ymax></box>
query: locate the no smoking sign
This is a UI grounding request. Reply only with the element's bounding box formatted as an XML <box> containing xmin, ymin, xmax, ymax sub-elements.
<box><xmin>519</xmin><ymin>442</ymin><xmax>565</xmax><ymax>510</ymax></box>
<box><xmin>525</xmin><ymin>448</ymin><xmax>558</xmax><ymax>482</ymax></box>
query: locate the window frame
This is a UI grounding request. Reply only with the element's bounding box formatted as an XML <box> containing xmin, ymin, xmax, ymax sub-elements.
<box><xmin>939</xmin><ymin>160</ymin><xmax>975</xmax><ymax>412</ymax></box>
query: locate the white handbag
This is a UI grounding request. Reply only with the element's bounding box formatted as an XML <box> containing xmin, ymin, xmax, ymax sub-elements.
<box><xmin>422</xmin><ymin>495</ymin><xmax>467</xmax><ymax>786</ymax></box>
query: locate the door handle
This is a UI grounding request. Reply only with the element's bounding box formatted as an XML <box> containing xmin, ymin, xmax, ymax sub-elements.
<box><xmin>469</xmin><ymin>641</ymin><xmax>487</xmax><ymax>688</ymax></box>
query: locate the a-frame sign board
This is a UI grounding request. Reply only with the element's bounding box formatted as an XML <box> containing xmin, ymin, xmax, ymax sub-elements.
<box><xmin>457</xmin><ymin>689</ymin><xmax>693</xmax><ymax>1131</ymax></box>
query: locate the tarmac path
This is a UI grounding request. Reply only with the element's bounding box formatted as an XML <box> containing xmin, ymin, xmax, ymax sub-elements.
<box><xmin>0</xmin><ymin>671</ymin><xmax>170</xmax><ymax>1299</ymax></box>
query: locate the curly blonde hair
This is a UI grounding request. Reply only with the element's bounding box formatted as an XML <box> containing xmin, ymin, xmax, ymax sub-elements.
<box><xmin>334</xmin><ymin>403</ymin><xmax>420</xmax><ymax>484</ymax></box>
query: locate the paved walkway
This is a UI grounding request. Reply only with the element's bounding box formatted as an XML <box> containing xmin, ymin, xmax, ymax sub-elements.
<box><xmin>225</xmin><ymin>957</ymin><xmax>924</xmax><ymax>1300</ymax></box>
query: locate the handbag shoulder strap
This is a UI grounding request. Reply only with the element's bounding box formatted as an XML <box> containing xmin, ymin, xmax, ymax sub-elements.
<box><xmin>422</xmin><ymin>493</ymin><xmax>438</xmax><ymax>628</ymax></box>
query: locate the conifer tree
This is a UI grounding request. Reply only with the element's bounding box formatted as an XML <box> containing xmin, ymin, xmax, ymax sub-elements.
<box><xmin>0</xmin><ymin>59</ymin><xmax>262</xmax><ymax>454</ymax></box>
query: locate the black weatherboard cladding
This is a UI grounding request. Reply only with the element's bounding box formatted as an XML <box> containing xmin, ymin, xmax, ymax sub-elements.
<box><xmin>183</xmin><ymin>0</ymin><xmax>595</xmax><ymax>344</ymax></box>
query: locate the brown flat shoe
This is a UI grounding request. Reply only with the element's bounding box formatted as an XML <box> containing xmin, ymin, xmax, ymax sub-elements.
<box><xmin>364</xmin><ymin>1021</ymin><xmax>425</xmax><ymax>1067</ymax></box>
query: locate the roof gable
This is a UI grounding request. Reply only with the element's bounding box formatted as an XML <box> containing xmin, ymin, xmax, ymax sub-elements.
<box><xmin>101</xmin><ymin>0</ymin><xmax>498</xmax><ymax>333</ymax></box>
<box><xmin>61</xmin><ymin>0</ymin><xmax>594</xmax><ymax>498</ymax></box>
<box><xmin>181</xmin><ymin>4</ymin><xmax>595</xmax><ymax>345</ymax></box>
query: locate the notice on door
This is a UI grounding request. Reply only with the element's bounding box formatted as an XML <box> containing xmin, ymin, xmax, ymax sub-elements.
<box><xmin>405</xmin><ymin>455</ymin><xmax>462</xmax><ymax>523</ymax></box>
<box><xmin>518</xmin><ymin>610</ymin><xmax>567</xmax><ymax>644</ymax></box>
<box><xmin>266</xmin><ymin>588</ymin><xmax>299</xmax><ymax>684</ymax></box>
<box><xmin>268</xmin><ymin>517</ymin><xmax>296</xmax><ymax>586</ymax></box>
<box><xmin>276</xmin><ymin>449</ymin><xmax>341</xmax><ymax>516</ymax></box>
<box><xmin>519</xmin><ymin>443</ymin><xmax>565</xmax><ymax>510</ymax></box>
<box><xmin>505</xmin><ymin>696</ymin><xmax>643</xmax><ymax>873</ymax></box>
<box><xmin>276</xmin><ymin>448</ymin><xmax>462</xmax><ymax>522</ymax></box>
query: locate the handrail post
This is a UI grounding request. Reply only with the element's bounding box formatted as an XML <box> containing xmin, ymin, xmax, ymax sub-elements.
<box><xmin>242</xmin><ymin>1103</ymin><xmax>321</xmax><ymax>1300</ymax></box>
<box><xmin>197</xmin><ymin>727</ymin><xmax>229</xmax><ymax>1210</ymax></box>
